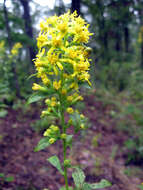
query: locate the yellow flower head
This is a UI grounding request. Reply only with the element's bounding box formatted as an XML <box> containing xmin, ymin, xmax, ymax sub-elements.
<box><xmin>49</xmin><ymin>138</ymin><xmax>56</xmax><ymax>144</ymax></box>
<box><xmin>61</xmin><ymin>133</ymin><xmax>67</xmax><ymax>139</ymax></box>
<box><xmin>11</xmin><ymin>42</ymin><xmax>22</xmax><ymax>56</ymax></box>
<box><xmin>44</xmin><ymin>129</ymin><xmax>51</xmax><ymax>137</ymax></box>
<box><xmin>53</xmin><ymin>80</ymin><xmax>61</xmax><ymax>90</ymax></box>
<box><xmin>32</xmin><ymin>83</ymin><xmax>43</xmax><ymax>91</ymax></box>
<box><xmin>67</xmin><ymin>107</ymin><xmax>74</xmax><ymax>114</ymax></box>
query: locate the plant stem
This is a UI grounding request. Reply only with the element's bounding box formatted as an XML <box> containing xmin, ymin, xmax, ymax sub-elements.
<box><xmin>63</xmin><ymin>139</ymin><xmax>69</xmax><ymax>190</ymax></box>
<box><xmin>60</xmin><ymin>94</ymin><xmax>69</xmax><ymax>190</ymax></box>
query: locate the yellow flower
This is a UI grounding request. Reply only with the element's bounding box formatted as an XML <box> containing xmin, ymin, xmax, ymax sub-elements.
<box><xmin>61</xmin><ymin>133</ymin><xmax>67</xmax><ymax>139</ymax></box>
<box><xmin>47</xmin><ymin>51</ymin><xmax>59</xmax><ymax>65</ymax></box>
<box><xmin>51</xmin><ymin>97</ymin><xmax>56</xmax><ymax>101</ymax></box>
<box><xmin>70</xmin><ymin>83</ymin><xmax>78</xmax><ymax>90</ymax></box>
<box><xmin>80</xmin><ymin>124</ymin><xmax>85</xmax><ymax>129</ymax></box>
<box><xmin>61</xmin><ymin>89</ymin><xmax>67</xmax><ymax>95</ymax></box>
<box><xmin>50</xmin><ymin>125</ymin><xmax>59</xmax><ymax>132</ymax></box>
<box><xmin>51</xmin><ymin>100</ymin><xmax>56</xmax><ymax>107</ymax></box>
<box><xmin>33</xmin><ymin>10</ymin><xmax>92</xmax><ymax>112</ymax></box>
<box><xmin>43</xmin><ymin>129</ymin><xmax>51</xmax><ymax>136</ymax></box>
<box><xmin>37</xmin><ymin>33</ymin><xmax>47</xmax><ymax>49</ymax></box>
<box><xmin>11</xmin><ymin>42</ymin><xmax>22</xmax><ymax>56</ymax></box>
<box><xmin>67</xmin><ymin>96</ymin><xmax>73</xmax><ymax>102</ymax></box>
<box><xmin>46</xmin><ymin>15</ymin><xmax>58</xmax><ymax>26</ymax></box>
<box><xmin>53</xmin><ymin>80</ymin><xmax>61</xmax><ymax>90</ymax></box>
<box><xmin>41</xmin><ymin>74</ymin><xmax>50</xmax><ymax>85</ymax></box>
<box><xmin>32</xmin><ymin>83</ymin><xmax>43</xmax><ymax>91</ymax></box>
<box><xmin>51</xmin><ymin>35</ymin><xmax>62</xmax><ymax>47</ymax></box>
<box><xmin>67</xmin><ymin>107</ymin><xmax>74</xmax><ymax>114</ymax></box>
<box><xmin>53</xmin><ymin>126</ymin><xmax>59</xmax><ymax>132</ymax></box>
<box><xmin>80</xmin><ymin>114</ymin><xmax>85</xmax><ymax>118</ymax></box>
<box><xmin>45</xmin><ymin>98</ymin><xmax>50</xmax><ymax>104</ymax></box>
<box><xmin>49</xmin><ymin>138</ymin><xmax>56</xmax><ymax>144</ymax></box>
<box><xmin>57</xmin><ymin>22</ymin><xmax>68</xmax><ymax>34</ymax></box>
<box><xmin>41</xmin><ymin>110</ymin><xmax>49</xmax><ymax>117</ymax></box>
<box><xmin>0</xmin><ymin>40</ymin><xmax>5</xmax><ymax>49</ymax></box>
<box><xmin>77</xmin><ymin>96</ymin><xmax>83</xmax><ymax>101</ymax></box>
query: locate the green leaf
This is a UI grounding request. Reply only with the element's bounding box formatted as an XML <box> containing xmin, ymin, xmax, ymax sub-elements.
<box><xmin>70</xmin><ymin>112</ymin><xmax>81</xmax><ymax>133</ymax></box>
<box><xmin>47</xmin><ymin>155</ymin><xmax>64</xmax><ymax>175</ymax></box>
<box><xmin>27</xmin><ymin>92</ymin><xmax>47</xmax><ymax>104</ymax></box>
<box><xmin>83</xmin><ymin>183</ymin><xmax>92</xmax><ymax>190</ymax></box>
<box><xmin>34</xmin><ymin>137</ymin><xmax>50</xmax><ymax>152</ymax></box>
<box><xmin>5</xmin><ymin>176</ymin><xmax>14</xmax><ymax>182</ymax></box>
<box><xmin>90</xmin><ymin>179</ymin><xmax>111</xmax><ymax>189</ymax></box>
<box><xmin>66</xmin><ymin>135</ymin><xmax>73</xmax><ymax>148</ymax></box>
<box><xmin>27</xmin><ymin>73</ymin><xmax>37</xmax><ymax>80</ymax></box>
<box><xmin>0</xmin><ymin>173</ymin><xmax>5</xmax><ymax>178</ymax></box>
<box><xmin>72</xmin><ymin>168</ymin><xmax>85</xmax><ymax>188</ymax></box>
<box><xmin>0</xmin><ymin>109</ymin><xmax>8</xmax><ymax>118</ymax></box>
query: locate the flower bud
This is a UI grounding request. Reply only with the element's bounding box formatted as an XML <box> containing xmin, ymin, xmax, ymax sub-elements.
<box><xmin>43</xmin><ymin>129</ymin><xmax>51</xmax><ymax>137</ymax></box>
<box><xmin>67</xmin><ymin>107</ymin><xmax>74</xmax><ymax>114</ymax></box>
<box><xmin>80</xmin><ymin>124</ymin><xmax>85</xmax><ymax>129</ymax></box>
<box><xmin>61</xmin><ymin>133</ymin><xmax>67</xmax><ymax>139</ymax></box>
<box><xmin>68</xmin><ymin>119</ymin><xmax>72</xmax><ymax>125</ymax></box>
<box><xmin>64</xmin><ymin>159</ymin><xmax>71</xmax><ymax>167</ymax></box>
<box><xmin>61</xmin><ymin>89</ymin><xmax>67</xmax><ymax>95</ymax></box>
<box><xmin>49</xmin><ymin>138</ymin><xmax>56</xmax><ymax>144</ymax></box>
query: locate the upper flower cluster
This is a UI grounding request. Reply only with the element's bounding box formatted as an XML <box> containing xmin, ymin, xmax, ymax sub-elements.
<box><xmin>33</xmin><ymin>10</ymin><xmax>93</xmax><ymax>91</ymax></box>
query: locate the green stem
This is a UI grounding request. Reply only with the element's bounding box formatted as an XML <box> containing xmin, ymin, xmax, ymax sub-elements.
<box><xmin>63</xmin><ymin>139</ymin><xmax>69</xmax><ymax>190</ymax></box>
<box><xmin>60</xmin><ymin>94</ymin><xmax>69</xmax><ymax>190</ymax></box>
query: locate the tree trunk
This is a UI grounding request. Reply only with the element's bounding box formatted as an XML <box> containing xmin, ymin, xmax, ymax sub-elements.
<box><xmin>3</xmin><ymin>0</ymin><xmax>21</xmax><ymax>98</ymax></box>
<box><xmin>19</xmin><ymin>0</ymin><xmax>36</xmax><ymax>63</ymax></box>
<box><xmin>124</xmin><ymin>26</ymin><xmax>129</xmax><ymax>53</ymax></box>
<box><xmin>71</xmin><ymin>0</ymin><xmax>80</xmax><ymax>15</ymax></box>
<box><xmin>115</xmin><ymin>22</ymin><xmax>122</xmax><ymax>52</ymax></box>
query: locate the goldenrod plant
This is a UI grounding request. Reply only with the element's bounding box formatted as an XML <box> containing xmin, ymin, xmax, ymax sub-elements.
<box><xmin>0</xmin><ymin>41</ymin><xmax>22</xmax><ymax>116</ymax></box>
<box><xmin>29</xmin><ymin>11</ymin><xmax>111</xmax><ymax>190</ymax></box>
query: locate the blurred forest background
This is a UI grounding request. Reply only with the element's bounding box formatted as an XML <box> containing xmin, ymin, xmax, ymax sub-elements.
<box><xmin>1</xmin><ymin>0</ymin><xmax>143</xmax><ymax>189</ymax></box>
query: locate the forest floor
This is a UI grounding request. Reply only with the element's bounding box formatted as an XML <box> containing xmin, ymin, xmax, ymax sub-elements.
<box><xmin>0</xmin><ymin>93</ymin><xmax>142</xmax><ymax>190</ymax></box>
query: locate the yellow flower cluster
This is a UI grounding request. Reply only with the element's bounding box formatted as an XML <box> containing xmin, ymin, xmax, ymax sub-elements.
<box><xmin>32</xmin><ymin>11</ymin><xmax>92</xmax><ymax>135</ymax></box>
<box><xmin>0</xmin><ymin>41</ymin><xmax>5</xmax><ymax>58</ymax></box>
<box><xmin>11</xmin><ymin>42</ymin><xmax>22</xmax><ymax>56</ymax></box>
<box><xmin>33</xmin><ymin>10</ymin><xmax>93</xmax><ymax>93</ymax></box>
<box><xmin>0</xmin><ymin>41</ymin><xmax>5</xmax><ymax>49</ymax></box>
<box><xmin>44</xmin><ymin>124</ymin><xmax>60</xmax><ymax>144</ymax></box>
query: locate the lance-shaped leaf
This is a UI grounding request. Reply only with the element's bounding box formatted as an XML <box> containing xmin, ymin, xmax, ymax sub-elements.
<box><xmin>83</xmin><ymin>183</ymin><xmax>92</xmax><ymax>190</ymax></box>
<box><xmin>27</xmin><ymin>92</ymin><xmax>47</xmax><ymax>104</ymax></box>
<box><xmin>83</xmin><ymin>179</ymin><xmax>111</xmax><ymax>189</ymax></box>
<box><xmin>72</xmin><ymin>168</ymin><xmax>85</xmax><ymax>188</ymax></box>
<box><xmin>34</xmin><ymin>137</ymin><xmax>50</xmax><ymax>152</ymax></box>
<box><xmin>47</xmin><ymin>155</ymin><xmax>64</xmax><ymax>175</ymax></box>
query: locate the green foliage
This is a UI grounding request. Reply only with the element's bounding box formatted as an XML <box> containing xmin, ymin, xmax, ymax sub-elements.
<box><xmin>96</xmin><ymin>86</ymin><xmax>143</xmax><ymax>164</ymax></box>
<box><xmin>47</xmin><ymin>156</ymin><xmax>64</xmax><ymax>175</ymax></box>
<box><xmin>34</xmin><ymin>137</ymin><xmax>50</xmax><ymax>152</ymax></box>
<box><xmin>27</xmin><ymin>91</ymin><xmax>53</xmax><ymax>104</ymax></box>
<box><xmin>31</xmin><ymin>116</ymin><xmax>56</xmax><ymax>133</ymax></box>
<box><xmin>72</xmin><ymin>168</ymin><xmax>111</xmax><ymax>190</ymax></box>
<box><xmin>95</xmin><ymin>60</ymin><xmax>137</xmax><ymax>92</ymax></box>
<box><xmin>138</xmin><ymin>184</ymin><xmax>143</xmax><ymax>190</ymax></box>
<box><xmin>0</xmin><ymin>173</ymin><xmax>14</xmax><ymax>183</ymax></box>
<box><xmin>0</xmin><ymin>109</ymin><xmax>8</xmax><ymax>118</ymax></box>
<box><xmin>72</xmin><ymin>168</ymin><xmax>85</xmax><ymax>189</ymax></box>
